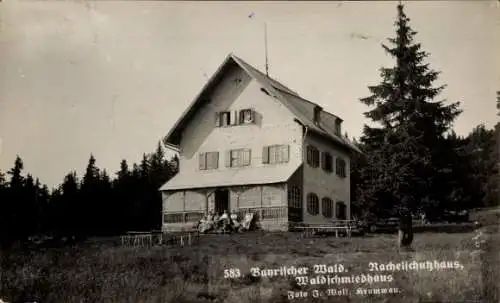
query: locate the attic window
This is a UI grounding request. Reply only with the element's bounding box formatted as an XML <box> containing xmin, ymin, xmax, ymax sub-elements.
<box><xmin>239</xmin><ymin>109</ymin><xmax>256</xmax><ymax>124</ymax></box>
<box><xmin>216</xmin><ymin>111</ymin><xmax>231</xmax><ymax>127</ymax></box>
<box><xmin>313</xmin><ymin>106</ymin><xmax>322</xmax><ymax>124</ymax></box>
<box><xmin>260</xmin><ymin>87</ymin><xmax>271</xmax><ymax>96</ymax></box>
<box><xmin>335</xmin><ymin>119</ymin><xmax>342</xmax><ymax>136</ymax></box>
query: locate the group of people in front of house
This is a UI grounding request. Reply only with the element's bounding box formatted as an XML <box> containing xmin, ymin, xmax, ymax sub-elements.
<box><xmin>197</xmin><ymin>209</ymin><xmax>254</xmax><ymax>233</ymax></box>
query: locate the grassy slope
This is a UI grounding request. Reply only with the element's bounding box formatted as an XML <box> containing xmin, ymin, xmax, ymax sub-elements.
<box><xmin>1</xmin><ymin>209</ymin><xmax>498</xmax><ymax>303</ymax></box>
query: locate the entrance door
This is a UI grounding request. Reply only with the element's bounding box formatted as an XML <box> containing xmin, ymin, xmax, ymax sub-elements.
<box><xmin>214</xmin><ymin>189</ymin><xmax>230</xmax><ymax>215</ymax></box>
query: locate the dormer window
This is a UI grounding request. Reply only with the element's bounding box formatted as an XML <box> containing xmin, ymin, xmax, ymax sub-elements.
<box><xmin>335</xmin><ymin>118</ymin><xmax>342</xmax><ymax>136</ymax></box>
<box><xmin>239</xmin><ymin>109</ymin><xmax>255</xmax><ymax>124</ymax></box>
<box><xmin>313</xmin><ymin>106</ymin><xmax>322</xmax><ymax>124</ymax></box>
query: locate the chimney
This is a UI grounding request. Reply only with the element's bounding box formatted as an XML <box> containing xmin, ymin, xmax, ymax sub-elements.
<box><xmin>335</xmin><ymin>118</ymin><xmax>342</xmax><ymax>136</ymax></box>
<box><xmin>313</xmin><ymin>106</ymin><xmax>322</xmax><ymax>124</ymax></box>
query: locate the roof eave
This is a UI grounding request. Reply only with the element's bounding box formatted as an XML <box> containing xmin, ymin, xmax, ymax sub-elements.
<box><xmin>308</xmin><ymin>128</ymin><xmax>361</xmax><ymax>154</ymax></box>
<box><xmin>160</xmin><ymin>181</ymin><xmax>286</xmax><ymax>192</ymax></box>
<box><xmin>163</xmin><ymin>53</ymin><xmax>237</xmax><ymax>146</ymax></box>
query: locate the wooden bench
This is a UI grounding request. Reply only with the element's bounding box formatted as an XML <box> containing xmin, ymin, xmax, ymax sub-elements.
<box><xmin>120</xmin><ymin>230</ymin><xmax>199</xmax><ymax>247</ymax></box>
<box><xmin>120</xmin><ymin>232</ymin><xmax>155</xmax><ymax>247</ymax></box>
<box><xmin>294</xmin><ymin>224</ymin><xmax>353</xmax><ymax>238</ymax></box>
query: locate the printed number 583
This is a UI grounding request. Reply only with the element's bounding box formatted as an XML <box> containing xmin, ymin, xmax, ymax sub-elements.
<box><xmin>224</xmin><ymin>268</ymin><xmax>241</xmax><ymax>279</ymax></box>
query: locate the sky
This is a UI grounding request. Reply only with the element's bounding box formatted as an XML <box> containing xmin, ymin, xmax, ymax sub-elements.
<box><xmin>0</xmin><ymin>1</ymin><xmax>499</xmax><ymax>188</ymax></box>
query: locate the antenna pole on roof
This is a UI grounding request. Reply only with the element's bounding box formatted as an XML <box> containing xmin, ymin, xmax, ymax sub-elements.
<box><xmin>264</xmin><ymin>22</ymin><xmax>269</xmax><ymax>76</ymax></box>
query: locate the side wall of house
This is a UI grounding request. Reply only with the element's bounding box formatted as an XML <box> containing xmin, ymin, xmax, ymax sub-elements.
<box><xmin>286</xmin><ymin>165</ymin><xmax>304</xmax><ymax>223</ymax></box>
<box><xmin>302</xmin><ymin>133</ymin><xmax>351</xmax><ymax>224</ymax></box>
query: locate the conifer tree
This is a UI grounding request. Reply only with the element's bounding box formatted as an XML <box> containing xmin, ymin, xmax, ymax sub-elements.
<box><xmin>82</xmin><ymin>154</ymin><xmax>100</xmax><ymax>189</ymax></box>
<box><xmin>24</xmin><ymin>174</ymin><xmax>38</xmax><ymax>237</ymax></box>
<box><xmin>81</xmin><ymin>154</ymin><xmax>100</xmax><ymax>235</ymax></box>
<box><xmin>8</xmin><ymin>155</ymin><xmax>24</xmax><ymax>189</ymax></box>
<box><xmin>116</xmin><ymin>159</ymin><xmax>130</xmax><ymax>182</ymax></box>
<box><xmin>357</xmin><ymin>4</ymin><xmax>462</xmax><ymax>218</ymax></box>
<box><xmin>0</xmin><ymin>170</ymin><xmax>6</xmax><ymax>188</ymax></box>
<box><xmin>114</xmin><ymin>159</ymin><xmax>131</xmax><ymax>232</ymax></box>
<box><xmin>5</xmin><ymin>156</ymin><xmax>25</xmax><ymax>240</ymax></box>
<box><xmin>60</xmin><ymin>172</ymin><xmax>79</xmax><ymax>237</ymax></box>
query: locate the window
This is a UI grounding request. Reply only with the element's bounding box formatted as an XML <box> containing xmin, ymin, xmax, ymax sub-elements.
<box><xmin>313</xmin><ymin>106</ymin><xmax>321</xmax><ymax>124</ymax></box>
<box><xmin>199</xmin><ymin>152</ymin><xmax>219</xmax><ymax>170</ymax></box>
<box><xmin>335</xmin><ymin>119</ymin><xmax>342</xmax><ymax>136</ymax></box>
<box><xmin>306</xmin><ymin>193</ymin><xmax>319</xmax><ymax>215</ymax></box>
<box><xmin>336</xmin><ymin>202</ymin><xmax>347</xmax><ymax>220</ymax></box>
<box><xmin>216</xmin><ymin>111</ymin><xmax>231</xmax><ymax>127</ymax></box>
<box><xmin>185</xmin><ymin>212</ymin><xmax>204</xmax><ymax>222</ymax></box>
<box><xmin>239</xmin><ymin>109</ymin><xmax>256</xmax><ymax>124</ymax></box>
<box><xmin>288</xmin><ymin>186</ymin><xmax>302</xmax><ymax>209</ymax></box>
<box><xmin>163</xmin><ymin>213</ymin><xmax>183</xmax><ymax>223</ymax></box>
<box><xmin>336</xmin><ymin>157</ymin><xmax>346</xmax><ymax>178</ymax></box>
<box><xmin>306</xmin><ymin>145</ymin><xmax>320</xmax><ymax>168</ymax></box>
<box><xmin>321</xmin><ymin>152</ymin><xmax>333</xmax><ymax>173</ymax></box>
<box><xmin>262</xmin><ymin>145</ymin><xmax>290</xmax><ymax>164</ymax></box>
<box><xmin>321</xmin><ymin>197</ymin><xmax>334</xmax><ymax>218</ymax></box>
<box><xmin>226</xmin><ymin>148</ymin><xmax>251</xmax><ymax>168</ymax></box>
<box><xmin>216</xmin><ymin>109</ymin><xmax>256</xmax><ymax>127</ymax></box>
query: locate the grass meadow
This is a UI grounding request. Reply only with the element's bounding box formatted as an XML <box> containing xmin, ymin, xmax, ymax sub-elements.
<box><xmin>1</xmin><ymin>208</ymin><xmax>498</xmax><ymax>303</ymax></box>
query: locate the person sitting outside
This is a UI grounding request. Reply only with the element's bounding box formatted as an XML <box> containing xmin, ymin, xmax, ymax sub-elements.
<box><xmin>198</xmin><ymin>212</ymin><xmax>213</xmax><ymax>233</ymax></box>
<box><xmin>197</xmin><ymin>213</ymin><xmax>206</xmax><ymax>231</ymax></box>
<box><xmin>207</xmin><ymin>211</ymin><xmax>214</xmax><ymax>222</ymax></box>
<box><xmin>203</xmin><ymin>211</ymin><xmax>215</xmax><ymax>232</ymax></box>
<box><xmin>210</xmin><ymin>212</ymin><xmax>220</xmax><ymax>230</ymax></box>
<box><xmin>219</xmin><ymin>210</ymin><xmax>231</xmax><ymax>232</ymax></box>
<box><xmin>230</xmin><ymin>210</ymin><xmax>241</xmax><ymax>231</ymax></box>
<box><xmin>241</xmin><ymin>212</ymin><xmax>254</xmax><ymax>231</ymax></box>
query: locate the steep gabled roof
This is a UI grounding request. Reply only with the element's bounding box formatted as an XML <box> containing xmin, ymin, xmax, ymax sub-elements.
<box><xmin>164</xmin><ymin>53</ymin><xmax>361</xmax><ymax>154</ymax></box>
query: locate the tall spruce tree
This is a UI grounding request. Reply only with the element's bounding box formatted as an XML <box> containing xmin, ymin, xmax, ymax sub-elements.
<box><xmin>24</xmin><ymin>174</ymin><xmax>38</xmax><ymax>237</ymax></box>
<box><xmin>357</xmin><ymin>4</ymin><xmax>462</xmax><ymax>218</ymax></box>
<box><xmin>60</xmin><ymin>172</ymin><xmax>80</xmax><ymax>237</ymax></box>
<box><xmin>114</xmin><ymin>159</ymin><xmax>132</xmax><ymax>232</ymax></box>
<box><xmin>5</xmin><ymin>156</ymin><xmax>25</xmax><ymax>240</ymax></box>
<box><xmin>81</xmin><ymin>154</ymin><xmax>100</xmax><ymax>236</ymax></box>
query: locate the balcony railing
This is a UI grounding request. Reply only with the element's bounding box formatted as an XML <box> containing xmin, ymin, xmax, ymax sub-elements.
<box><xmin>163</xmin><ymin>207</ymin><xmax>289</xmax><ymax>224</ymax></box>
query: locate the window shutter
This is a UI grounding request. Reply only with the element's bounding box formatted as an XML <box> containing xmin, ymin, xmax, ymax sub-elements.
<box><xmin>199</xmin><ymin>153</ymin><xmax>206</xmax><ymax>170</ymax></box>
<box><xmin>321</xmin><ymin>152</ymin><xmax>326</xmax><ymax>170</ymax></box>
<box><xmin>262</xmin><ymin>146</ymin><xmax>269</xmax><ymax>164</ymax></box>
<box><xmin>243</xmin><ymin>149</ymin><xmax>251</xmax><ymax>165</ymax></box>
<box><xmin>215</xmin><ymin>113</ymin><xmax>220</xmax><ymax>127</ymax></box>
<box><xmin>250</xmin><ymin>109</ymin><xmax>256</xmax><ymax>123</ymax></box>
<box><xmin>225</xmin><ymin>150</ymin><xmax>232</xmax><ymax>167</ymax></box>
<box><xmin>213</xmin><ymin>152</ymin><xmax>219</xmax><ymax>169</ymax></box>
<box><xmin>314</xmin><ymin>149</ymin><xmax>320</xmax><ymax>167</ymax></box>
<box><xmin>239</xmin><ymin>110</ymin><xmax>245</xmax><ymax>124</ymax></box>
<box><xmin>283</xmin><ymin>145</ymin><xmax>290</xmax><ymax>163</ymax></box>
<box><xmin>306</xmin><ymin>146</ymin><xmax>311</xmax><ymax>165</ymax></box>
<box><xmin>229</xmin><ymin>111</ymin><xmax>235</xmax><ymax>125</ymax></box>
